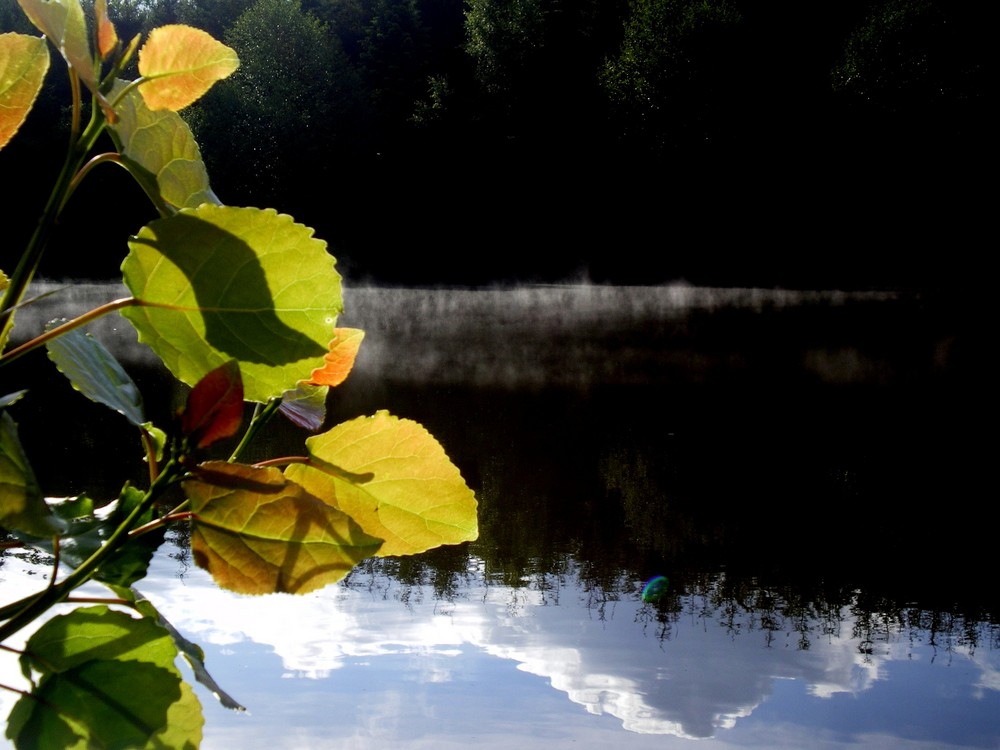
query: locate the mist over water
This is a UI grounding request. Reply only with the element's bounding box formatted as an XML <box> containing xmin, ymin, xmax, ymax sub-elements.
<box><xmin>12</xmin><ymin>280</ymin><xmax>944</xmax><ymax>389</ymax></box>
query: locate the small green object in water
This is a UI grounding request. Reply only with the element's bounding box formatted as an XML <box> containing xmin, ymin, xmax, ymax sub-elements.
<box><xmin>641</xmin><ymin>575</ymin><xmax>669</xmax><ymax>603</ymax></box>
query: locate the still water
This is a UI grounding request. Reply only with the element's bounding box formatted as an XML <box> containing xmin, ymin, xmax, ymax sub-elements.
<box><xmin>1</xmin><ymin>284</ymin><xmax>993</xmax><ymax>749</ymax></box>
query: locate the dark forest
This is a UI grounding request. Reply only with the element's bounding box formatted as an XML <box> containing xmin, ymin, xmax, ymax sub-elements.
<box><xmin>1</xmin><ymin>0</ymin><xmax>988</xmax><ymax>289</ymax></box>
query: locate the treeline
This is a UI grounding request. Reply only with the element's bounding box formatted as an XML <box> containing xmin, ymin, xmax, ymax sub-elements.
<box><xmin>2</xmin><ymin>0</ymin><xmax>988</xmax><ymax>286</ymax></box>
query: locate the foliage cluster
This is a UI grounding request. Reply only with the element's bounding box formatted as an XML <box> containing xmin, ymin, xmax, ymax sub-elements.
<box><xmin>0</xmin><ymin>1</ymin><xmax>477</xmax><ymax>746</ymax></box>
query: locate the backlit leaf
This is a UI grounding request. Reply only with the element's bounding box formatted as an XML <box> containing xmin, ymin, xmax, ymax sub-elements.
<box><xmin>138</xmin><ymin>24</ymin><xmax>238</xmax><ymax>111</ymax></box>
<box><xmin>0</xmin><ymin>390</ymin><xmax>26</xmax><ymax>407</ymax></box>
<box><xmin>45</xmin><ymin>321</ymin><xmax>146</xmax><ymax>426</ymax></box>
<box><xmin>108</xmin><ymin>79</ymin><xmax>220</xmax><ymax>212</ymax></box>
<box><xmin>279</xmin><ymin>382</ymin><xmax>328</xmax><ymax>431</ymax></box>
<box><xmin>113</xmin><ymin>586</ymin><xmax>246</xmax><ymax>712</ymax></box>
<box><xmin>185</xmin><ymin>461</ymin><xmax>382</xmax><ymax>594</ymax></box>
<box><xmin>94</xmin><ymin>0</ymin><xmax>117</xmax><ymax>60</ymax></box>
<box><xmin>181</xmin><ymin>360</ymin><xmax>243</xmax><ymax>449</ymax></box>
<box><xmin>0</xmin><ymin>33</ymin><xmax>49</xmax><ymax>151</ymax></box>
<box><xmin>308</xmin><ymin>327</ymin><xmax>364</xmax><ymax>387</ymax></box>
<box><xmin>22</xmin><ymin>605</ymin><xmax>178</xmax><ymax>672</ymax></box>
<box><xmin>0</xmin><ymin>410</ymin><xmax>66</xmax><ymax>536</ymax></box>
<box><xmin>29</xmin><ymin>487</ymin><xmax>164</xmax><ymax>587</ymax></box>
<box><xmin>15</xmin><ymin>0</ymin><xmax>98</xmax><ymax>96</ymax></box>
<box><xmin>285</xmin><ymin>411</ymin><xmax>478</xmax><ymax>557</ymax></box>
<box><xmin>9</xmin><ymin>606</ymin><xmax>202</xmax><ymax>750</ymax></box>
<box><xmin>121</xmin><ymin>204</ymin><xmax>343</xmax><ymax>403</ymax></box>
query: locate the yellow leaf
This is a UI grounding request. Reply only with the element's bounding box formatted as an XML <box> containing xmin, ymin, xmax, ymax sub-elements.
<box><xmin>286</xmin><ymin>411</ymin><xmax>479</xmax><ymax>557</ymax></box>
<box><xmin>138</xmin><ymin>25</ymin><xmax>238</xmax><ymax>111</ymax></box>
<box><xmin>308</xmin><ymin>328</ymin><xmax>364</xmax><ymax>387</ymax></box>
<box><xmin>185</xmin><ymin>462</ymin><xmax>382</xmax><ymax>595</ymax></box>
<box><xmin>0</xmin><ymin>33</ymin><xmax>49</xmax><ymax>151</ymax></box>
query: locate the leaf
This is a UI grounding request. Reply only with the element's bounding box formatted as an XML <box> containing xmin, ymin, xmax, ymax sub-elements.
<box><xmin>108</xmin><ymin>78</ymin><xmax>220</xmax><ymax>212</ymax></box>
<box><xmin>22</xmin><ymin>605</ymin><xmax>178</xmax><ymax>673</ymax></box>
<box><xmin>94</xmin><ymin>0</ymin><xmax>117</xmax><ymax>60</ymax></box>
<box><xmin>0</xmin><ymin>411</ymin><xmax>66</xmax><ymax>536</ymax></box>
<box><xmin>279</xmin><ymin>382</ymin><xmax>328</xmax><ymax>431</ymax></box>
<box><xmin>185</xmin><ymin>461</ymin><xmax>382</xmax><ymax>594</ymax></box>
<box><xmin>15</xmin><ymin>0</ymin><xmax>98</xmax><ymax>97</ymax></box>
<box><xmin>138</xmin><ymin>24</ymin><xmax>238</xmax><ymax>111</ymax></box>
<box><xmin>308</xmin><ymin>327</ymin><xmax>364</xmax><ymax>387</ymax></box>
<box><xmin>23</xmin><ymin>487</ymin><xmax>164</xmax><ymax>587</ymax></box>
<box><xmin>9</xmin><ymin>606</ymin><xmax>202</xmax><ymax>750</ymax></box>
<box><xmin>113</xmin><ymin>586</ymin><xmax>246</xmax><ymax>712</ymax></box>
<box><xmin>45</xmin><ymin>320</ymin><xmax>146</xmax><ymax>427</ymax></box>
<box><xmin>143</xmin><ymin>421</ymin><xmax>168</xmax><ymax>464</ymax></box>
<box><xmin>121</xmin><ymin>204</ymin><xmax>343</xmax><ymax>403</ymax></box>
<box><xmin>285</xmin><ymin>411</ymin><xmax>478</xmax><ymax>557</ymax></box>
<box><xmin>0</xmin><ymin>33</ymin><xmax>49</xmax><ymax>151</ymax></box>
<box><xmin>181</xmin><ymin>360</ymin><xmax>244</xmax><ymax>449</ymax></box>
<box><xmin>0</xmin><ymin>390</ymin><xmax>27</xmax><ymax>407</ymax></box>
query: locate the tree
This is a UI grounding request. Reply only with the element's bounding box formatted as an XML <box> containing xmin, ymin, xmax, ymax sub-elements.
<box><xmin>832</xmin><ymin>0</ymin><xmax>985</xmax><ymax>129</ymax></box>
<box><xmin>359</xmin><ymin>0</ymin><xmax>430</xmax><ymax>145</ymax></box>
<box><xmin>464</xmin><ymin>0</ymin><xmax>543</xmax><ymax>101</ymax></box>
<box><xmin>600</xmin><ymin>0</ymin><xmax>742</xmax><ymax>154</ymax></box>
<box><xmin>191</xmin><ymin>0</ymin><xmax>360</xmax><ymax>210</ymax></box>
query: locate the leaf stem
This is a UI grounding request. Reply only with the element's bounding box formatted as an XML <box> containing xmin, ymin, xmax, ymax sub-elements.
<box><xmin>252</xmin><ymin>456</ymin><xmax>309</xmax><ymax>469</ymax></box>
<box><xmin>0</xmin><ymin>103</ymin><xmax>110</xmax><ymax>348</ymax></box>
<box><xmin>67</xmin><ymin>152</ymin><xmax>125</xmax><ymax>198</ymax></box>
<box><xmin>229</xmin><ymin>398</ymin><xmax>283</xmax><ymax>463</ymax></box>
<box><xmin>0</xmin><ymin>297</ymin><xmax>139</xmax><ymax>367</ymax></box>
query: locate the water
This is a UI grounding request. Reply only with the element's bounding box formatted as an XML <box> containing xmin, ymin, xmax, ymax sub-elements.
<box><xmin>1</xmin><ymin>283</ymin><xmax>992</xmax><ymax>748</ymax></box>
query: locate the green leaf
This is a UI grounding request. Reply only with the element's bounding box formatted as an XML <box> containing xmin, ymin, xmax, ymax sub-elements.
<box><xmin>0</xmin><ymin>33</ymin><xmax>50</xmax><ymax>151</ymax></box>
<box><xmin>285</xmin><ymin>411</ymin><xmax>479</xmax><ymax>557</ymax></box>
<box><xmin>108</xmin><ymin>79</ymin><xmax>221</xmax><ymax>213</ymax></box>
<box><xmin>25</xmin><ymin>487</ymin><xmax>164</xmax><ymax>587</ymax></box>
<box><xmin>45</xmin><ymin>320</ymin><xmax>146</xmax><ymax>427</ymax></box>
<box><xmin>15</xmin><ymin>0</ymin><xmax>98</xmax><ymax>96</ymax></box>
<box><xmin>0</xmin><ymin>410</ymin><xmax>66</xmax><ymax>536</ymax></box>
<box><xmin>9</xmin><ymin>606</ymin><xmax>202</xmax><ymax>750</ymax></box>
<box><xmin>185</xmin><ymin>461</ymin><xmax>382</xmax><ymax>594</ymax></box>
<box><xmin>142</xmin><ymin>421</ymin><xmax>168</xmax><ymax>464</ymax></box>
<box><xmin>112</xmin><ymin>586</ymin><xmax>246</xmax><ymax>712</ymax></box>
<box><xmin>121</xmin><ymin>204</ymin><xmax>342</xmax><ymax>403</ymax></box>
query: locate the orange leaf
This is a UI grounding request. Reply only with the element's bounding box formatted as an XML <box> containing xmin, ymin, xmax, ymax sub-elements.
<box><xmin>185</xmin><ymin>461</ymin><xmax>382</xmax><ymax>594</ymax></box>
<box><xmin>0</xmin><ymin>34</ymin><xmax>49</xmax><ymax>151</ymax></box>
<box><xmin>138</xmin><ymin>25</ymin><xmax>238</xmax><ymax>111</ymax></box>
<box><xmin>308</xmin><ymin>328</ymin><xmax>364</xmax><ymax>388</ymax></box>
<box><xmin>95</xmin><ymin>0</ymin><xmax>118</xmax><ymax>60</ymax></box>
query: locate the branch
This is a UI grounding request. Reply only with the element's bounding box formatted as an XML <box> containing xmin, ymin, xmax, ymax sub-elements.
<box><xmin>0</xmin><ymin>297</ymin><xmax>140</xmax><ymax>367</ymax></box>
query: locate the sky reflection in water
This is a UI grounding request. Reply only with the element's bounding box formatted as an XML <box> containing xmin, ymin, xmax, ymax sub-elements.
<box><xmin>5</xmin><ymin>538</ymin><xmax>994</xmax><ymax>750</ymax></box>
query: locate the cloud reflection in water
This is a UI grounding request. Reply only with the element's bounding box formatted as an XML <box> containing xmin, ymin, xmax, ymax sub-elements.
<box><xmin>11</xmin><ymin>539</ymin><xmax>979</xmax><ymax>750</ymax></box>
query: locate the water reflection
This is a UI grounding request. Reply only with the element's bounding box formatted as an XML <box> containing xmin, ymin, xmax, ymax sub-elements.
<box><xmin>6</xmin><ymin>537</ymin><xmax>996</xmax><ymax>749</ymax></box>
<box><xmin>1</xmin><ymin>283</ymin><xmax>991</xmax><ymax>748</ymax></box>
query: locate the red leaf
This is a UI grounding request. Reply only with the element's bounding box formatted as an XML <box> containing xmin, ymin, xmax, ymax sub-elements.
<box><xmin>181</xmin><ymin>361</ymin><xmax>244</xmax><ymax>449</ymax></box>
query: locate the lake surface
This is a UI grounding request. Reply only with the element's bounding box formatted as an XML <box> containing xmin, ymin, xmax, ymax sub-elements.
<box><xmin>1</xmin><ymin>283</ymin><xmax>993</xmax><ymax>749</ymax></box>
